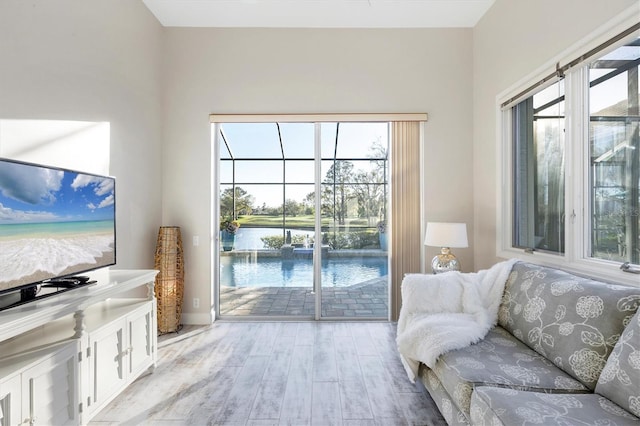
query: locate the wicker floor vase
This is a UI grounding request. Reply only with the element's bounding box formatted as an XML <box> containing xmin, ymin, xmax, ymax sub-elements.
<box><xmin>154</xmin><ymin>226</ymin><xmax>184</xmax><ymax>333</ymax></box>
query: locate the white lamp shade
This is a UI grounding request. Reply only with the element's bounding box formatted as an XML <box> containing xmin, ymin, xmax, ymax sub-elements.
<box><xmin>424</xmin><ymin>222</ymin><xmax>468</xmax><ymax>248</ymax></box>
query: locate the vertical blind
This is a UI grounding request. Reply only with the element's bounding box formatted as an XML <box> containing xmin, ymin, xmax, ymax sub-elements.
<box><xmin>390</xmin><ymin>121</ymin><xmax>422</xmax><ymax>321</ymax></box>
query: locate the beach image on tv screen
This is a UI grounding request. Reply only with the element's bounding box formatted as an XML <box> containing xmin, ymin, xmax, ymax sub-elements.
<box><xmin>0</xmin><ymin>160</ymin><xmax>115</xmax><ymax>291</ymax></box>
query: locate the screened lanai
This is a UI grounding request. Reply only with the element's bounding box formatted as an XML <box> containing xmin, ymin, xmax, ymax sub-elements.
<box><xmin>216</xmin><ymin>121</ymin><xmax>390</xmax><ymax>319</ymax></box>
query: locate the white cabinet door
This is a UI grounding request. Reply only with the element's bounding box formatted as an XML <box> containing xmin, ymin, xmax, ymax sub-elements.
<box><xmin>20</xmin><ymin>343</ymin><xmax>78</xmax><ymax>426</ymax></box>
<box><xmin>0</xmin><ymin>374</ymin><xmax>21</xmax><ymax>426</ymax></box>
<box><xmin>84</xmin><ymin>301</ymin><xmax>155</xmax><ymax>419</ymax></box>
<box><xmin>126</xmin><ymin>304</ymin><xmax>154</xmax><ymax>379</ymax></box>
<box><xmin>87</xmin><ymin>319</ymin><xmax>126</xmax><ymax>415</ymax></box>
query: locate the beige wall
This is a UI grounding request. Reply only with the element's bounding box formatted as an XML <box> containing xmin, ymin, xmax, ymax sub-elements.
<box><xmin>162</xmin><ymin>28</ymin><xmax>474</xmax><ymax>323</ymax></box>
<box><xmin>7</xmin><ymin>0</ymin><xmax>629</xmax><ymax>322</ymax></box>
<box><xmin>472</xmin><ymin>0</ymin><xmax>639</xmax><ymax>270</ymax></box>
<box><xmin>0</xmin><ymin>0</ymin><xmax>164</xmax><ymax>270</ymax></box>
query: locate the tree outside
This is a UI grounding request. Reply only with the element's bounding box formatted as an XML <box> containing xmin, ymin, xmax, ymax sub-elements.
<box><xmin>219</xmin><ymin>140</ymin><xmax>388</xmax><ymax>250</ymax></box>
<box><xmin>220</xmin><ymin>187</ymin><xmax>254</xmax><ymax>220</ymax></box>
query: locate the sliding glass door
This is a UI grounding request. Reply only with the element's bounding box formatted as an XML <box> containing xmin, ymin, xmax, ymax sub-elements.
<box><xmin>214</xmin><ymin>121</ymin><xmax>389</xmax><ymax>320</ymax></box>
<box><xmin>319</xmin><ymin>123</ymin><xmax>389</xmax><ymax>318</ymax></box>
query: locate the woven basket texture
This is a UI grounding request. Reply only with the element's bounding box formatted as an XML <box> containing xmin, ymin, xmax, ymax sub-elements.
<box><xmin>154</xmin><ymin>226</ymin><xmax>184</xmax><ymax>333</ymax></box>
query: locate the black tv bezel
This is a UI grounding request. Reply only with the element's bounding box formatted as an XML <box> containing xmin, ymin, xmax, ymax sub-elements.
<box><xmin>0</xmin><ymin>157</ymin><xmax>116</xmax><ymax>308</ymax></box>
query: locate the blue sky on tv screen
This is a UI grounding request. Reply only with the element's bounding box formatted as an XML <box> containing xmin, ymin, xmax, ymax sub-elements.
<box><xmin>0</xmin><ymin>160</ymin><xmax>114</xmax><ymax>225</ymax></box>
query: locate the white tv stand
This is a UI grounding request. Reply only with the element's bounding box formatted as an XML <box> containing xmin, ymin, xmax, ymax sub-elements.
<box><xmin>0</xmin><ymin>269</ymin><xmax>158</xmax><ymax>425</ymax></box>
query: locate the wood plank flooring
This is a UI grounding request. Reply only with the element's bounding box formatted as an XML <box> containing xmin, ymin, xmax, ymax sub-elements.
<box><xmin>89</xmin><ymin>322</ymin><xmax>446</xmax><ymax>426</ymax></box>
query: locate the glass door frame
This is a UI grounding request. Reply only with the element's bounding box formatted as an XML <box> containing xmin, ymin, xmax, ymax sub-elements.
<box><xmin>213</xmin><ymin>121</ymin><xmax>321</xmax><ymax>321</ymax></box>
<box><xmin>211</xmin><ymin>113</ymin><xmax>426</xmax><ymax>321</ymax></box>
<box><xmin>313</xmin><ymin>123</ymin><xmax>322</xmax><ymax>320</ymax></box>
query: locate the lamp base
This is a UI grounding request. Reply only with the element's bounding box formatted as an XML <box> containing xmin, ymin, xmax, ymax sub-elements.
<box><xmin>431</xmin><ymin>247</ymin><xmax>461</xmax><ymax>274</ymax></box>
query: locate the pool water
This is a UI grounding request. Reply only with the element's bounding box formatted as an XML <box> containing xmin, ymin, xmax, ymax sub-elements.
<box><xmin>220</xmin><ymin>256</ymin><xmax>388</xmax><ymax>288</ymax></box>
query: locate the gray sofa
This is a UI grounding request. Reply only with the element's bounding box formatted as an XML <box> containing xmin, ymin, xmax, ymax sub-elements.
<box><xmin>418</xmin><ymin>261</ymin><xmax>640</xmax><ymax>425</ymax></box>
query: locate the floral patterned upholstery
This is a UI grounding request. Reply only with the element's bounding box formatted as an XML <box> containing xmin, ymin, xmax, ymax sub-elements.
<box><xmin>419</xmin><ymin>365</ymin><xmax>470</xmax><ymax>425</ymax></box>
<box><xmin>430</xmin><ymin>326</ymin><xmax>588</xmax><ymax>421</ymax></box>
<box><xmin>498</xmin><ymin>262</ymin><xmax>640</xmax><ymax>389</ymax></box>
<box><xmin>596</xmin><ymin>310</ymin><xmax>640</xmax><ymax>418</ymax></box>
<box><xmin>470</xmin><ymin>386</ymin><xmax>640</xmax><ymax>426</ymax></box>
<box><xmin>414</xmin><ymin>262</ymin><xmax>640</xmax><ymax>425</ymax></box>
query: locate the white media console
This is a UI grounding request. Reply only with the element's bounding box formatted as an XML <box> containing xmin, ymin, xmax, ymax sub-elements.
<box><xmin>0</xmin><ymin>269</ymin><xmax>158</xmax><ymax>425</ymax></box>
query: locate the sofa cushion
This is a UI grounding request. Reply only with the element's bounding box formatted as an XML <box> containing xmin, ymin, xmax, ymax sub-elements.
<box><xmin>498</xmin><ymin>261</ymin><xmax>640</xmax><ymax>389</ymax></box>
<box><xmin>470</xmin><ymin>386</ymin><xmax>640</xmax><ymax>426</ymax></box>
<box><xmin>596</xmin><ymin>310</ymin><xmax>640</xmax><ymax>417</ymax></box>
<box><xmin>432</xmin><ymin>326</ymin><xmax>588</xmax><ymax>419</ymax></box>
<box><xmin>418</xmin><ymin>365</ymin><xmax>470</xmax><ymax>425</ymax></box>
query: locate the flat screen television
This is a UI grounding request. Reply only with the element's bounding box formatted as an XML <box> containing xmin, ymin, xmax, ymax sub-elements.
<box><xmin>0</xmin><ymin>157</ymin><xmax>116</xmax><ymax>310</ymax></box>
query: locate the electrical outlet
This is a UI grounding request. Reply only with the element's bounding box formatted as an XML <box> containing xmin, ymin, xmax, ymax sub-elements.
<box><xmin>193</xmin><ymin>236</ymin><xmax>199</xmax><ymax>246</ymax></box>
<box><xmin>193</xmin><ymin>298</ymin><xmax>200</xmax><ymax>308</ymax></box>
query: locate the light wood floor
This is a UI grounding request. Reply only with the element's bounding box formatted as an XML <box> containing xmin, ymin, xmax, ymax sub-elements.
<box><xmin>90</xmin><ymin>322</ymin><xmax>446</xmax><ymax>426</ymax></box>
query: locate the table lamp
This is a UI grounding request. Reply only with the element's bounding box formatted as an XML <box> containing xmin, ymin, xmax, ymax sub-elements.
<box><xmin>424</xmin><ymin>222</ymin><xmax>468</xmax><ymax>274</ymax></box>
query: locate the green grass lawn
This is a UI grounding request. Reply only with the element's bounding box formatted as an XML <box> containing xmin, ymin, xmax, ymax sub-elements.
<box><xmin>236</xmin><ymin>214</ymin><xmax>372</xmax><ymax>229</ymax></box>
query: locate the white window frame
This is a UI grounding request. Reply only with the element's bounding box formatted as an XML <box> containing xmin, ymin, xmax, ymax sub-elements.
<box><xmin>496</xmin><ymin>7</ymin><xmax>640</xmax><ymax>287</ymax></box>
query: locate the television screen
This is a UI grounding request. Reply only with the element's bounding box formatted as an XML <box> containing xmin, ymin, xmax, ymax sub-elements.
<box><xmin>0</xmin><ymin>158</ymin><xmax>116</xmax><ymax>295</ymax></box>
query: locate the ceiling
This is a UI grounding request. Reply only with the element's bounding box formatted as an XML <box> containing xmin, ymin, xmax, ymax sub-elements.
<box><xmin>142</xmin><ymin>0</ymin><xmax>495</xmax><ymax>28</ymax></box>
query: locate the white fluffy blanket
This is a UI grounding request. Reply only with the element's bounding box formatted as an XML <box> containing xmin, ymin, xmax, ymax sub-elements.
<box><xmin>396</xmin><ymin>259</ymin><xmax>517</xmax><ymax>382</ymax></box>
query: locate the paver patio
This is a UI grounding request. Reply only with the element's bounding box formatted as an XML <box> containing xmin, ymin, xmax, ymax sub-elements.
<box><xmin>220</xmin><ymin>276</ymin><xmax>388</xmax><ymax>318</ymax></box>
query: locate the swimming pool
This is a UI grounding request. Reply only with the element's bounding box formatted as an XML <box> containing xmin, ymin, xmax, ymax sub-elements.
<box><xmin>220</xmin><ymin>256</ymin><xmax>388</xmax><ymax>288</ymax></box>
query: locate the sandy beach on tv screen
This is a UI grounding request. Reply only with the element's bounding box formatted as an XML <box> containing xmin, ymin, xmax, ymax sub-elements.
<box><xmin>0</xmin><ymin>234</ymin><xmax>115</xmax><ymax>291</ymax></box>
